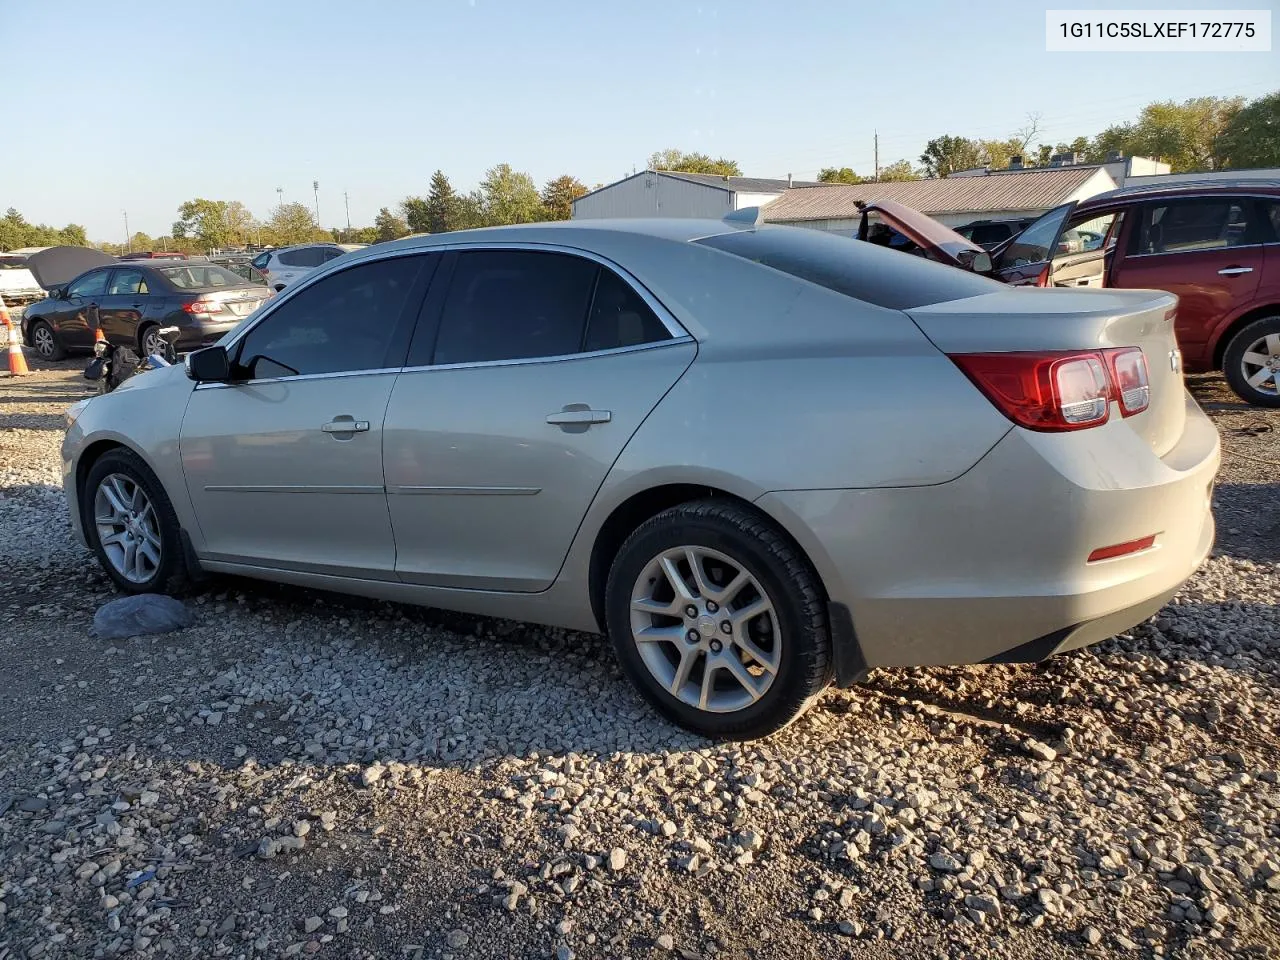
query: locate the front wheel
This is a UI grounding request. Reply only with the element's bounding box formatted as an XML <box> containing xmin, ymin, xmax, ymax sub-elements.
<box><xmin>139</xmin><ymin>323</ymin><xmax>163</xmax><ymax>358</ymax></box>
<box><xmin>604</xmin><ymin>499</ymin><xmax>832</xmax><ymax>740</ymax></box>
<box><xmin>83</xmin><ymin>448</ymin><xmax>187</xmax><ymax>594</ymax></box>
<box><xmin>1223</xmin><ymin>316</ymin><xmax>1280</xmax><ymax>408</ymax></box>
<box><xmin>28</xmin><ymin>319</ymin><xmax>65</xmax><ymax>361</ymax></box>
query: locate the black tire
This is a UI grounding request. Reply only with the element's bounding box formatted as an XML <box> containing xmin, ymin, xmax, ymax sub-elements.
<box><xmin>27</xmin><ymin>319</ymin><xmax>65</xmax><ymax>361</ymax></box>
<box><xmin>1223</xmin><ymin>315</ymin><xmax>1280</xmax><ymax>408</ymax></box>
<box><xmin>82</xmin><ymin>448</ymin><xmax>188</xmax><ymax>595</ymax></box>
<box><xmin>137</xmin><ymin>323</ymin><xmax>161</xmax><ymax>358</ymax></box>
<box><xmin>604</xmin><ymin>499</ymin><xmax>833</xmax><ymax>740</ymax></box>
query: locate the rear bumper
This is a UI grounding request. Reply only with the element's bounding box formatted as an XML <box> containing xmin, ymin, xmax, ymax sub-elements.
<box><xmin>761</xmin><ymin>392</ymin><xmax>1220</xmax><ymax>671</ymax></box>
<box><xmin>181</xmin><ymin>321</ymin><xmax>241</xmax><ymax>351</ymax></box>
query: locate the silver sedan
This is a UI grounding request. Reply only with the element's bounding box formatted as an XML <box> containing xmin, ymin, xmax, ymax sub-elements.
<box><xmin>62</xmin><ymin>216</ymin><xmax>1219</xmax><ymax>739</ymax></box>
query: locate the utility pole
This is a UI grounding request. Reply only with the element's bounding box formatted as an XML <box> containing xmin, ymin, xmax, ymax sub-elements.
<box><xmin>276</xmin><ymin>186</ymin><xmax>283</xmax><ymax>210</ymax></box>
<box><xmin>313</xmin><ymin>181</ymin><xmax>320</xmax><ymax>228</ymax></box>
<box><xmin>122</xmin><ymin>210</ymin><xmax>130</xmax><ymax>253</ymax></box>
<box><xmin>344</xmin><ymin>191</ymin><xmax>351</xmax><ymax>238</ymax></box>
<box><xmin>874</xmin><ymin>131</ymin><xmax>879</xmax><ymax>181</ymax></box>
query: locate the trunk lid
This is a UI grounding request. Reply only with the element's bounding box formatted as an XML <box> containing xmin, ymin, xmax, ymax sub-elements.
<box><xmin>25</xmin><ymin>246</ymin><xmax>117</xmax><ymax>290</ymax></box>
<box><xmin>907</xmin><ymin>286</ymin><xmax>1185</xmax><ymax>456</ymax></box>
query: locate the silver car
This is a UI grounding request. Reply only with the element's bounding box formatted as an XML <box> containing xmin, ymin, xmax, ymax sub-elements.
<box><xmin>62</xmin><ymin>216</ymin><xmax>1219</xmax><ymax>739</ymax></box>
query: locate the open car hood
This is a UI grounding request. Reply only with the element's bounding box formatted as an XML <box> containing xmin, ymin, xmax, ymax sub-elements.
<box><xmin>26</xmin><ymin>246</ymin><xmax>116</xmax><ymax>290</ymax></box>
<box><xmin>857</xmin><ymin>200</ymin><xmax>991</xmax><ymax>271</ymax></box>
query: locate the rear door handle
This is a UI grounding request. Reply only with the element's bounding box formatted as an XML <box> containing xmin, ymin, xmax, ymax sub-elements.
<box><xmin>322</xmin><ymin>417</ymin><xmax>370</xmax><ymax>434</ymax></box>
<box><xmin>1218</xmin><ymin>266</ymin><xmax>1254</xmax><ymax>275</ymax></box>
<box><xmin>546</xmin><ymin>407</ymin><xmax>611</xmax><ymax>425</ymax></box>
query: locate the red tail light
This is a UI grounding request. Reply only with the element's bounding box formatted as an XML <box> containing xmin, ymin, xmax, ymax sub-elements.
<box><xmin>182</xmin><ymin>299</ymin><xmax>222</xmax><ymax>315</ymax></box>
<box><xmin>1034</xmin><ymin>264</ymin><xmax>1051</xmax><ymax>287</ymax></box>
<box><xmin>950</xmin><ymin>348</ymin><xmax>1149</xmax><ymax>432</ymax></box>
<box><xmin>1106</xmin><ymin>347</ymin><xmax>1150</xmax><ymax>417</ymax></box>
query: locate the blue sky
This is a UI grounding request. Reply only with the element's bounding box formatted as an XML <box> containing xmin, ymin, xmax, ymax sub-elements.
<box><xmin>3</xmin><ymin>0</ymin><xmax>1275</xmax><ymax>242</ymax></box>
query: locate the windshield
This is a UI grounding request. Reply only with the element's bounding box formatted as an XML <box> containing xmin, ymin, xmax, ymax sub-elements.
<box><xmin>157</xmin><ymin>264</ymin><xmax>253</xmax><ymax>290</ymax></box>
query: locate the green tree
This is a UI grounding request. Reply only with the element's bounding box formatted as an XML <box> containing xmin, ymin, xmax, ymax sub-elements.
<box><xmin>817</xmin><ymin>167</ymin><xmax>863</xmax><ymax>184</ymax></box>
<box><xmin>401</xmin><ymin>196</ymin><xmax>430</xmax><ymax>234</ymax></box>
<box><xmin>454</xmin><ymin>191</ymin><xmax>487</xmax><ymax>231</ymax></box>
<box><xmin>919</xmin><ymin>136</ymin><xmax>985</xmax><ymax>178</ymax></box>
<box><xmin>478</xmin><ymin>164</ymin><xmax>544</xmax><ymax>225</ymax></box>
<box><xmin>223</xmin><ymin>201</ymin><xmax>256</xmax><ymax>248</ymax></box>
<box><xmin>1092</xmin><ymin>96</ymin><xmax>1244</xmax><ymax>171</ymax></box>
<box><xmin>649</xmin><ymin>149</ymin><xmax>742</xmax><ymax>177</ymax></box>
<box><xmin>126</xmin><ymin>231</ymin><xmax>154</xmax><ymax>252</ymax></box>
<box><xmin>173</xmin><ymin>199</ymin><xmax>231</xmax><ymax>248</ymax></box>
<box><xmin>264</xmin><ymin>202</ymin><xmax>320</xmax><ymax>246</ymax></box>
<box><xmin>875</xmin><ymin>159</ymin><xmax>919</xmax><ymax>181</ymax></box>
<box><xmin>58</xmin><ymin>224</ymin><xmax>88</xmax><ymax>247</ymax></box>
<box><xmin>424</xmin><ymin>170</ymin><xmax>461</xmax><ymax>232</ymax></box>
<box><xmin>540</xmin><ymin>175</ymin><xmax>588</xmax><ymax>220</ymax></box>
<box><xmin>1216</xmin><ymin>91</ymin><xmax>1280</xmax><ymax>168</ymax></box>
<box><xmin>373</xmin><ymin>207</ymin><xmax>410</xmax><ymax>242</ymax></box>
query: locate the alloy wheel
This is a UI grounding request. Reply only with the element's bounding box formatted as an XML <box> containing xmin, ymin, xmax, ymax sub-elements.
<box><xmin>94</xmin><ymin>473</ymin><xmax>162</xmax><ymax>584</ymax></box>
<box><xmin>629</xmin><ymin>545</ymin><xmax>781</xmax><ymax>713</ymax></box>
<box><xmin>1240</xmin><ymin>332</ymin><xmax>1280</xmax><ymax>398</ymax></box>
<box><xmin>142</xmin><ymin>327</ymin><xmax>163</xmax><ymax>357</ymax></box>
<box><xmin>32</xmin><ymin>324</ymin><xmax>55</xmax><ymax>358</ymax></box>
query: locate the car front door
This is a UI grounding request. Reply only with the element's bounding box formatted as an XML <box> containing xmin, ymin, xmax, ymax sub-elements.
<box><xmin>56</xmin><ymin>268</ymin><xmax>111</xmax><ymax>348</ymax></box>
<box><xmin>99</xmin><ymin>268</ymin><xmax>150</xmax><ymax>347</ymax></box>
<box><xmin>179</xmin><ymin>252</ymin><xmax>435</xmax><ymax>578</ymax></box>
<box><xmin>1110</xmin><ymin>196</ymin><xmax>1266</xmax><ymax>368</ymax></box>
<box><xmin>992</xmin><ymin>201</ymin><xmax>1077</xmax><ymax>285</ymax></box>
<box><xmin>383</xmin><ymin>247</ymin><xmax>696</xmax><ymax>592</ymax></box>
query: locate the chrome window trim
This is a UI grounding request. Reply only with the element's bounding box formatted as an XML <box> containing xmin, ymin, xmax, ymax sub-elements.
<box><xmin>398</xmin><ymin>335</ymin><xmax>695</xmax><ymax>375</ymax></box>
<box><xmin>193</xmin><ymin>366</ymin><xmax>403</xmax><ymax>391</ymax></box>
<box><xmin>1122</xmin><ymin>242</ymin><xmax>1266</xmax><ymax>261</ymax></box>
<box><xmin>213</xmin><ymin>239</ymin><xmax>692</xmax><ymax>364</ymax></box>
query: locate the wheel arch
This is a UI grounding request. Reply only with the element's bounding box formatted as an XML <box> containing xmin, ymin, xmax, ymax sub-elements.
<box><xmin>585</xmin><ymin>481</ymin><xmax>837</xmax><ymax>633</ymax></box>
<box><xmin>1211</xmin><ymin>302</ymin><xmax>1280</xmax><ymax>369</ymax></box>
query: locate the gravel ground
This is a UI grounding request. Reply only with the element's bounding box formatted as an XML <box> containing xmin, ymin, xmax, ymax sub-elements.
<box><xmin>1</xmin><ymin>359</ymin><xmax>1277</xmax><ymax>960</ymax></box>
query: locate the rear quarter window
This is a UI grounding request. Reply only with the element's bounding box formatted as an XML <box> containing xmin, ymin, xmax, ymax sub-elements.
<box><xmin>695</xmin><ymin>227</ymin><xmax>999</xmax><ymax>310</ymax></box>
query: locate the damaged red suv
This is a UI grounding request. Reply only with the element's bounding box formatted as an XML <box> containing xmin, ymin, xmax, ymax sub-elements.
<box><xmin>859</xmin><ymin>181</ymin><xmax>1280</xmax><ymax>406</ymax></box>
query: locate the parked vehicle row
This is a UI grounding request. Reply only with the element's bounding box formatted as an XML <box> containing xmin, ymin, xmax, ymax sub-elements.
<box><xmin>62</xmin><ymin>216</ymin><xmax>1217</xmax><ymax>739</ymax></box>
<box><xmin>251</xmin><ymin>243</ymin><xmax>367</xmax><ymax>292</ymax></box>
<box><xmin>20</xmin><ymin>248</ymin><xmax>270</xmax><ymax>360</ymax></box>
<box><xmin>860</xmin><ymin>179</ymin><xmax>1280</xmax><ymax>406</ymax></box>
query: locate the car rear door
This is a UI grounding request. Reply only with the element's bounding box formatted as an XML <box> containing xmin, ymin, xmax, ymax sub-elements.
<box><xmin>98</xmin><ymin>268</ymin><xmax>150</xmax><ymax>346</ymax></box>
<box><xmin>383</xmin><ymin>247</ymin><xmax>696</xmax><ymax>592</ymax></box>
<box><xmin>179</xmin><ymin>252</ymin><xmax>435</xmax><ymax>578</ymax></box>
<box><xmin>1109</xmin><ymin>195</ymin><xmax>1265</xmax><ymax>367</ymax></box>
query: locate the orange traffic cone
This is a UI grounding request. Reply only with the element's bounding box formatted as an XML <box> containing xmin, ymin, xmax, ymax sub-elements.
<box><xmin>93</xmin><ymin>326</ymin><xmax>107</xmax><ymax>348</ymax></box>
<box><xmin>1</xmin><ymin>294</ymin><xmax>30</xmax><ymax>377</ymax></box>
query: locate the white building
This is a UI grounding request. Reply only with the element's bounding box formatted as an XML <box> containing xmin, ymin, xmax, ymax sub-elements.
<box><xmin>761</xmin><ymin>166</ymin><xmax>1119</xmax><ymax>234</ymax></box>
<box><xmin>572</xmin><ymin>170</ymin><xmax>820</xmax><ymax>220</ymax></box>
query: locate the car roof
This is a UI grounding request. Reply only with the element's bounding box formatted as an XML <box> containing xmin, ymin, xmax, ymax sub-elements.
<box><xmin>1085</xmin><ymin>178</ymin><xmax>1280</xmax><ymax>206</ymax></box>
<box><xmin>367</xmin><ymin>218</ymin><xmax>745</xmax><ymax>257</ymax></box>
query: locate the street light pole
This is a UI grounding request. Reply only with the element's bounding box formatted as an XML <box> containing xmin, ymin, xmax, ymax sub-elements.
<box><xmin>123</xmin><ymin>210</ymin><xmax>130</xmax><ymax>253</ymax></box>
<box><xmin>313</xmin><ymin>180</ymin><xmax>320</xmax><ymax>229</ymax></box>
<box><xmin>276</xmin><ymin>186</ymin><xmax>283</xmax><ymax>210</ymax></box>
<box><xmin>344</xmin><ymin>191</ymin><xmax>351</xmax><ymax>236</ymax></box>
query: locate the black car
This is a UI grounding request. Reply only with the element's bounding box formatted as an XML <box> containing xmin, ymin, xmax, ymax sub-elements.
<box><xmin>22</xmin><ymin>258</ymin><xmax>271</xmax><ymax>361</ymax></box>
<box><xmin>952</xmin><ymin>217</ymin><xmax>1037</xmax><ymax>250</ymax></box>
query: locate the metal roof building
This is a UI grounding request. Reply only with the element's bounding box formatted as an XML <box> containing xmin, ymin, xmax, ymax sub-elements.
<box><xmin>762</xmin><ymin>166</ymin><xmax>1118</xmax><ymax>233</ymax></box>
<box><xmin>572</xmin><ymin>170</ymin><xmax>823</xmax><ymax>221</ymax></box>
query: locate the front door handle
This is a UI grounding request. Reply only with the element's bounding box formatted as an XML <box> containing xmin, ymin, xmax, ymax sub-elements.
<box><xmin>1218</xmin><ymin>266</ymin><xmax>1254</xmax><ymax>276</ymax></box>
<box><xmin>322</xmin><ymin>417</ymin><xmax>370</xmax><ymax>434</ymax></box>
<box><xmin>546</xmin><ymin>405</ymin><xmax>611</xmax><ymax>426</ymax></box>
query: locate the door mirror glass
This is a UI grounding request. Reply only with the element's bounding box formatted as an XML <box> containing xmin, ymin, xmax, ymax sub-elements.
<box><xmin>186</xmin><ymin>346</ymin><xmax>231</xmax><ymax>382</ymax></box>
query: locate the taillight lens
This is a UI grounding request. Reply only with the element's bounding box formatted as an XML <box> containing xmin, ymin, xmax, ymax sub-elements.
<box><xmin>1106</xmin><ymin>347</ymin><xmax>1150</xmax><ymax>417</ymax></box>
<box><xmin>182</xmin><ymin>299</ymin><xmax>222</xmax><ymax>315</ymax></box>
<box><xmin>950</xmin><ymin>351</ymin><xmax>1121</xmax><ymax>432</ymax></box>
<box><xmin>1034</xmin><ymin>263</ymin><xmax>1051</xmax><ymax>287</ymax></box>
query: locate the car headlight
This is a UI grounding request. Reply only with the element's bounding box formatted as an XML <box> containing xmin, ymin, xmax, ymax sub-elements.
<box><xmin>65</xmin><ymin>397</ymin><xmax>93</xmax><ymax>427</ymax></box>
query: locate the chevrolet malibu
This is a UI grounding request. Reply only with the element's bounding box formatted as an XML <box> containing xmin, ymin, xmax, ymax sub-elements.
<box><xmin>62</xmin><ymin>216</ymin><xmax>1219</xmax><ymax>739</ymax></box>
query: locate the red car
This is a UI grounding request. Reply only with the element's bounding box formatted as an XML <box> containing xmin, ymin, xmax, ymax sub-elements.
<box><xmin>859</xmin><ymin>180</ymin><xmax>1280</xmax><ymax>406</ymax></box>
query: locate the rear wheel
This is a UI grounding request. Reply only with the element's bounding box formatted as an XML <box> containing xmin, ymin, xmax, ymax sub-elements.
<box><xmin>1223</xmin><ymin>316</ymin><xmax>1280</xmax><ymax>408</ymax></box>
<box><xmin>28</xmin><ymin>320</ymin><xmax>65</xmax><ymax>360</ymax></box>
<box><xmin>138</xmin><ymin>323</ymin><xmax>162</xmax><ymax>357</ymax></box>
<box><xmin>605</xmin><ymin>499</ymin><xmax>832</xmax><ymax>740</ymax></box>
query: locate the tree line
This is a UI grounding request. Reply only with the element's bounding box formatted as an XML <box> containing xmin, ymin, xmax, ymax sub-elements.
<box><xmin>2</xmin><ymin>91</ymin><xmax>1274</xmax><ymax>254</ymax></box>
<box><xmin>818</xmin><ymin>90</ymin><xmax>1278</xmax><ymax>183</ymax></box>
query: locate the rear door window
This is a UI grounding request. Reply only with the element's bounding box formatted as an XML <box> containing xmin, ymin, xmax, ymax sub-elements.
<box><xmin>429</xmin><ymin>250</ymin><xmax>599</xmax><ymax>365</ymax></box>
<box><xmin>107</xmin><ymin>269</ymin><xmax>148</xmax><ymax>296</ymax></box>
<box><xmin>1129</xmin><ymin>198</ymin><xmax>1260</xmax><ymax>255</ymax></box>
<box><xmin>278</xmin><ymin>248</ymin><xmax>324</xmax><ymax>268</ymax></box>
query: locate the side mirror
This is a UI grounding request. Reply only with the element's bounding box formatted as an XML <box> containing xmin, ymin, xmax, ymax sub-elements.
<box><xmin>185</xmin><ymin>345</ymin><xmax>231</xmax><ymax>382</ymax></box>
<box><xmin>956</xmin><ymin>250</ymin><xmax>993</xmax><ymax>274</ymax></box>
